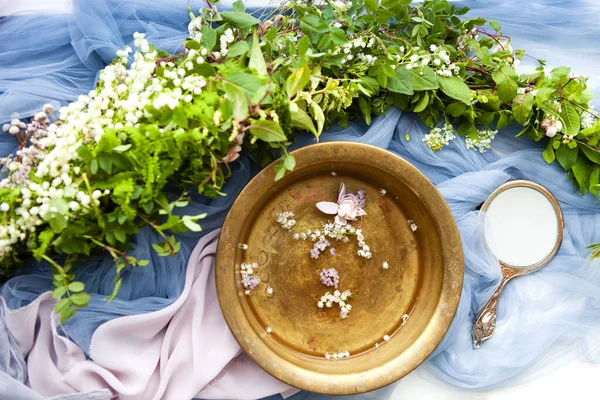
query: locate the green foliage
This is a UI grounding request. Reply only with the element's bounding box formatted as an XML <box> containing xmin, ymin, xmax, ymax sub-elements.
<box><xmin>4</xmin><ymin>0</ymin><xmax>600</xmax><ymax>323</ymax></box>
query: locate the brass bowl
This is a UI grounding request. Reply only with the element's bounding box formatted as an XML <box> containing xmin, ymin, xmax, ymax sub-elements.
<box><xmin>216</xmin><ymin>142</ymin><xmax>463</xmax><ymax>394</ymax></box>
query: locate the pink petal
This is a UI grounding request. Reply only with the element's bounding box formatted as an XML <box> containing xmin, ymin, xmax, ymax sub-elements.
<box><xmin>316</xmin><ymin>201</ymin><xmax>340</xmax><ymax>215</ymax></box>
<box><xmin>337</xmin><ymin>182</ymin><xmax>346</xmax><ymax>203</ymax></box>
<box><xmin>335</xmin><ymin>215</ymin><xmax>348</xmax><ymax>225</ymax></box>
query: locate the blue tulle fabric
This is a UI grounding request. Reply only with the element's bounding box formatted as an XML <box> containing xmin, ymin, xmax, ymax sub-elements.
<box><xmin>2</xmin><ymin>0</ymin><xmax>600</xmax><ymax>398</ymax></box>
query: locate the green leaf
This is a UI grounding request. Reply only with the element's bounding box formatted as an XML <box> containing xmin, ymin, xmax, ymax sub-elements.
<box><xmin>409</xmin><ymin>66</ymin><xmax>439</xmax><ymax>91</ymax></box>
<box><xmin>365</xmin><ymin>0</ymin><xmax>378</xmax><ymax>12</ymax></box>
<box><xmin>445</xmin><ymin>102</ymin><xmax>466</xmax><ymax>118</ymax></box>
<box><xmin>172</xmin><ymin>108</ymin><xmax>188</xmax><ymax>128</ymax></box>
<box><xmin>183</xmin><ymin>218</ymin><xmax>203</xmax><ymax>232</ymax></box>
<box><xmin>572</xmin><ymin>156</ymin><xmax>590</xmax><ymax>194</ymax></box>
<box><xmin>556</xmin><ymin>145</ymin><xmax>578</xmax><ymax>171</ymax></box>
<box><xmin>511</xmin><ymin>92</ymin><xmax>535</xmax><ymax>125</ymax></box>
<box><xmin>52</xmin><ymin>286</ymin><xmax>67</xmax><ymax>299</ymax></box>
<box><xmin>534</xmin><ymin>87</ymin><xmax>555</xmax><ymax>108</ymax></box>
<box><xmin>300</xmin><ymin>14</ymin><xmax>329</xmax><ymax>44</ymax></box>
<box><xmin>413</xmin><ymin>91</ymin><xmax>430</xmax><ymax>113</ymax></box>
<box><xmin>113</xmin><ymin>144</ymin><xmax>132</xmax><ymax>153</ymax></box>
<box><xmin>357</xmin><ymin>97</ymin><xmax>372</xmax><ymax>125</ymax></box>
<box><xmin>55</xmin><ymin>298</ymin><xmax>70</xmax><ymax>313</ymax></box>
<box><xmin>232</xmin><ymin>0</ymin><xmax>245</xmax><ymax>12</ymax></box>
<box><xmin>309</xmin><ymin>102</ymin><xmax>325</xmax><ymax>136</ymax></box>
<box><xmin>283</xmin><ymin>154</ymin><xmax>296</xmax><ymax>171</ymax></box>
<box><xmin>492</xmin><ymin>65</ymin><xmax>518</xmax><ymax>103</ymax></box>
<box><xmin>291</xmin><ymin>106</ymin><xmax>317</xmax><ymax>136</ymax></box>
<box><xmin>457</xmin><ymin>121</ymin><xmax>478</xmax><ymax>137</ymax></box>
<box><xmin>220</xmin><ymin>11</ymin><xmax>259</xmax><ymax>29</ymax></box>
<box><xmin>249</xmin><ymin>33</ymin><xmax>268</xmax><ymax>77</ymax></box>
<box><xmin>226</xmin><ymin>41</ymin><xmax>250</xmax><ymax>58</ymax></box>
<box><xmin>489</xmin><ymin>19</ymin><xmax>501</xmax><ymax>32</ymax></box>
<box><xmin>201</xmin><ymin>26</ymin><xmax>217</xmax><ymax>51</ymax></box>
<box><xmin>286</xmin><ymin>64</ymin><xmax>311</xmax><ymax>98</ymax></box>
<box><xmin>223</xmin><ymin>82</ymin><xmax>249</xmax><ymax>120</ymax></box>
<box><xmin>590</xmin><ymin>168</ymin><xmax>600</xmax><ymax>197</ymax></box>
<box><xmin>437</xmin><ymin>75</ymin><xmax>471</xmax><ymax>105</ymax></box>
<box><xmin>249</xmin><ymin>120</ymin><xmax>287</xmax><ymax>142</ymax></box>
<box><xmin>222</xmin><ymin>71</ymin><xmax>266</xmax><ymax>103</ymax></box>
<box><xmin>71</xmin><ymin>292</ymin><xmax>91</xmax><ymax>306</ymax></box>
<box><xmin>497</xmin><ymin>113</ymin><xmax>511</xmax><ymax>130</ymax></box>
<box><xmin>551</xmin><ymin>66</ymin><xmax>570</xmax><ymax>82</ymax></box>
<box><xmin>77</xmin><ymin>145</ymin><xmax>93</xmax><ymax>160</ymax></box>
<box><xmin>542</xmin><ymin>141</ymin><xmax>555</xmax><ymax>164</ymax></box>
<box><xmin>387</xmin><ymin>66</ymin><xmax>414</xmax><ymax>95</ymax></box>
<box><xmin>581</xmin><ymin>144</ymin><xmax>600</xmax><ymax>165</ymax></box>
<box><xmin>358</xmin><ymin>76</ymin><xmax>380</xmax><ymax>95</ymax></box>
<box><xmin>274</xmin><ymin>162</ymin><xmax>286</xmax><ymax>181</ymax></box>
<box><xmin>194</xmin><ymin>63</ymin><xmax>216</xmax><ymax>77</ymax></box>
<box><xmin>68</xmin><ymin>282</ymin><xmax>85</xmax><ymax>293</ymax></box>
<box><xmin>98</xmin><ymin>154</ymin><xmax>113</xmax><ymax>174</ymax></box>
<box><xmin>114</xmin><ymin>230</ymin><xmax>127</xmax><ymax>243</ymax></box>
<box><xmin>185</xmin><ymin>40</ymin><xmax>200</xmax><ymax>50</ymax></box>
<box><xmin>560</xmin><ymin>102</ymin><xmax>581</xmax><ymax>136</ymax></box>
<box><xmin>298</xmin><ymin>36</ymin><xmax>311</xmax><ymax>56</ymax></box>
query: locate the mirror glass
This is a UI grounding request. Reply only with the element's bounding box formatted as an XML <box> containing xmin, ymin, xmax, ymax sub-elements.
<box><xmin>483</xmin><ymin>185</ymin><xmax>560</xmax><ymax>268</ymax></box>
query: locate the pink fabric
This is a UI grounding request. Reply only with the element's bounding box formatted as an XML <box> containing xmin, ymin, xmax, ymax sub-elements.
<box><xmin>2</xmin><ymin>230</ymin><xmax>291</xmax><ymax>400</ymax></box>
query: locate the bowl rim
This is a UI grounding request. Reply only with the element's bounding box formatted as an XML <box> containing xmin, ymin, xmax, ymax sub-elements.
<box><xmin>215</xmin><ymin>142</ymin><xmax>464</xmax><ymax>394</ymax></box>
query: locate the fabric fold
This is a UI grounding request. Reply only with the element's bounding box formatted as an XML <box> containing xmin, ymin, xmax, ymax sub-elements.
<box><xmin>1</xmin><ymin>230</ymin><xmax>289</xmax><ymax>400</ymax></box>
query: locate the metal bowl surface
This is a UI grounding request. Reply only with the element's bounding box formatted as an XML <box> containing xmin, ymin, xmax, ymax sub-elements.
<box><xmin>216</xmin><ymin>142</ymin><xmax>463</xmax><ymax>394</ymax></box>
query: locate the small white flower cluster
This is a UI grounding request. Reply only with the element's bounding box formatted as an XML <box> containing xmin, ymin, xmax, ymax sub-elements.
<box><xmin>275</xmin><ymin>211</ymin><xmax>297</xmax><ymax>230</ymax></box>
<box><xmin>332</xmin><ymin>38</ymin><xmax>377</xmax><ymax>65</ymax></box>
<box><xmin>423</xmin><ymin>123</ymin><xmax>456</xmax><ymax>151</ymax></box>
<box><xmin>466</xmin><ymin>129</ymin><xmax>498</xmax><ymax>153</ymax></box>
<box><xmin>325</xmin><ymin>350</ymin><xmax>350</xmax><ymax>360</ymax></box>
<box><xmin>427</xmin><ymin>46</ymin><xmax>457</xmax><ymax>76</ymax></box>
<box><xmin>317</xmin><ymin>289</ymin><xmax>353</xmax><ymax>319</ymax></box>
<box><xmin>331</xmin><ymin>0</ymin><xmax>352</xmax><ymax>10</ymax></box>
<box><xmin>241</xmin><ymin>261</ymin><xmax>260</xmax><ymax>295</ymax></box>
<box><xmin>581</xmin><ymin>105</ymin><xmax>596</xmax><ymax>129</ymax></box>
<box><xmin>355</xmin><ymin>228</ymin><xmax>372</xmax><ymax>259</ymax></box>
<box><xmin>266</xmin><ymin>326</ymin><xmax>273</xmax><ymax>333</ymax></box>
<box><xmin>284</xmin><ymin>214</ymin><xmax>372</xmax><ymax>259</ymax></box>
<box><xmin>356</xmin><ymin>51</ymin><xmax>377</xmax><ymax>65</ymax></box>
<box><xmin>1</xmin><ymin>118</ymin><xmax>27</xmax><ymax>136</ymax></box>
<box><xmin>238</xmin><ymin>243</ymin><xmax>249</xmax><ymax>250</ymax></box>
<box><xmin>435</xmin><ymin>63</ymin><xmax>460</xmax><ymax>77</ymax></box>
<box><xmin>215</xmin><ymin>28</ymin><xmax>236</xmax><ymax>59</ymax></box>
<box><xmin>379</xmin><ymin>188</ymin><xmax>387</xmax><ymax>196</ymax></box>
<box><xmin>408</xmin><ymin>220</ymin><xmax>418</xmax><ymax>232</ymax></box>
<box><xmin>382</xmin><ymin>261</ymin><xmax>390</xmax><ymax>270</ymax></box>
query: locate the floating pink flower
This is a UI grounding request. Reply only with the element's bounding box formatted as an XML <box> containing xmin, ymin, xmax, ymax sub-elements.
<box><xmin>320</xmin><ymin>268</ymin><xmax>340</xmax><ymax>288</ymax></box>
<box><xmin>316</xmin><ymin>183</ymin><xmax>366</xmax><ymax>225</ymax></box>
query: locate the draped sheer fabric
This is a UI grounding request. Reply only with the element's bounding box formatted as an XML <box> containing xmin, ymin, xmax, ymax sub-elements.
<box><xmin>1</xmin><ymin>0</ymin><xmax>600</xmax><ymax>398</ymax></box>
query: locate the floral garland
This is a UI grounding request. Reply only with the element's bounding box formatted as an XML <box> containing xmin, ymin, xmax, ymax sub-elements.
<box><xmin>1</xmin><ymin>0</ymin><xmax>599</xmax><ymax>321</ymax></box>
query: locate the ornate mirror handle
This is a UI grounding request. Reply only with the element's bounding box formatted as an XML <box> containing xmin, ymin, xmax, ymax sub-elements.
<box><xmin>472</xmin><ymin>268</ymin><xmax>520</xmax><ymax>349</ymax></box>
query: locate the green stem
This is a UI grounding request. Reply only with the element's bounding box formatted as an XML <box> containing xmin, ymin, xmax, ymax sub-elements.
<box><xmin>140</xmin><ymin>215</ymin><xmax>176</xmax><ymax>256</ymax></box>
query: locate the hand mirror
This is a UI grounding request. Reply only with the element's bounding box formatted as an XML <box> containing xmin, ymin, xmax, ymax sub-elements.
<box><xmin>472</xmin><ymin>180</ymin><xmax>564</xmax><ymax>348</ymax></box>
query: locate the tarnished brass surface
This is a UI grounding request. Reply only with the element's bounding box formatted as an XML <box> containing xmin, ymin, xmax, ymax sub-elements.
<box><xmin>216</xmin><ymin>142</ymin><xmax>463</xmax><ymax>394</ymax></box>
